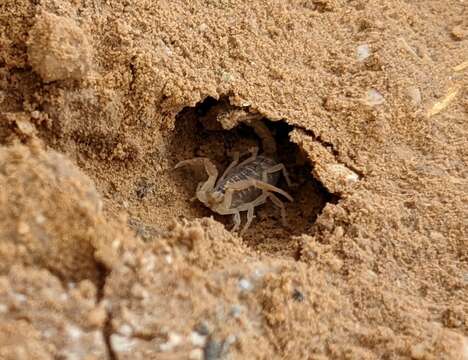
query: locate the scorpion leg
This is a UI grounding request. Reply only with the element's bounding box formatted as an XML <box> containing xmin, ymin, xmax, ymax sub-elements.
<box><xmin>261</xmin><ymin>163</ymin><xmax>292</xmax><ymax>187</ymax></box>
<box><xmin>236</xmin><ymin>146</ymin><xmax>259</xmax><ymax>168</ymax></box>
<box><xmin>227</xmin><ymin>178</ymin><xmax>293</xmax><ymax>202</ymax></box>
<box><xmin>240</xmin><ymin>192</ymin><xmax>268</xmax><ymax>234</ymax></box>
<box><xmin>218</xmin><ymin>191</ymin><xmax>268</xmax><ymax>233</ymax></box>
<box><xmin>267</xmin><ymin>192</ymin><xmax>288</xmax><ymax>226</ymax></box>
<box><xmin>217</xmin><ymin>151</ymin><xmax>240</xmax><ymax>185</ymax></box>
<box><xmin>232</xmin><ymin>211</ymin><xmax>241</xmax><ymax>232</ymax></box>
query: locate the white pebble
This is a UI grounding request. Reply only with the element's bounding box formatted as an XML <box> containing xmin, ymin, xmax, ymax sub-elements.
<box><xmin>364</xmin><ymin>88</ymin><xmax>385</xmax><ymax>106</ymax></box>
<box><xmin>190</xmin><ymin>331</ymin><xmax>207</xmax><ymax>347</ymax></box>
<box><xmin>111</xmin><ymin>334</ymin><xmax>136</xmax><ymax>353</ymax></box>
<box><xmin>160</xmin><ymin>332</ymin><xmax>182</xmax><ymax>352</ymax></box>
<box><xmin>238</xmin><ymin>278</ymin><xmax>253</xmax><ymax>291</ymax></box>
<box><xmin>356</xmin><ymin>44</ymin><xmax>371</xmax><ymax>61</ymax></box>
<box><xmin>221</xmin><ymin>71</ymin><xmax>235</xmax><ymax>83</ymax></box>
<box><xmin>118</xmin><ymin>324</ymin><xmax>133</xmax><ymax>337</ymax></box>
<box><xmin>230</xmin><ymin>305</ymin><xmax>243</xmax><ymax>318</ymax></box>
<box><xmin>13</xmin><ymin>292</ymin><xmax>27</xmax><ymax>303</ymax></box>
<box><xmin>66</xmin><ymin>325</ymin><xmax>83</xmax><ymax>341</ymax></box>
<box><xmin>328</xmin><ymin>164</ymin><xmax>359</xmax><ymax>185</ymax></box>
<box><xmin>345</xmin><ymin>172</ymin><xmax>359</xmax><ymax>184</ymax></box>
<box><xmin>406</xmin><ymin>86</ymin><xmax>422</xmax><ymax>105</ymax></box>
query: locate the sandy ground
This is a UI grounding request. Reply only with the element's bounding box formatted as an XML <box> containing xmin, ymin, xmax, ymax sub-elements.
<box><xmin>0</xmin><ymin>0</ymin><xmax>467</xmax><ymax>359</ymax></box>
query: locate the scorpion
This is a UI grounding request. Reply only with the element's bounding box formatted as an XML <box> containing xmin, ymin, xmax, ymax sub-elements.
<box><xmin>175</xmin><ymin>105</ymin><xmax>293</xmax><ymax>234</ymax></box>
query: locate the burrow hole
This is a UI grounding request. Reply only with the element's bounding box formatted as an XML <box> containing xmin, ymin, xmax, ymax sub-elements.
<box><xmin>171</xmin><ymin>97</ymin><xmax>336</xmax><ymax>257</ymax></box>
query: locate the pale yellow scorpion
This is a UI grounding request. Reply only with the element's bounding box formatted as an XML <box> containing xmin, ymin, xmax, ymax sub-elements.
<box><xmin>176</xmin><ymin>105</ymin><xmax>293</xmax><ymax>234</ymax></box>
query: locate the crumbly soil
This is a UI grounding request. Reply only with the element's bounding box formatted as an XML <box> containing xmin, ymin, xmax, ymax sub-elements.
<box><xmin>0</xmin><ymin>1</ymin><xmax>467</xmax><ymax>359</ymax></box>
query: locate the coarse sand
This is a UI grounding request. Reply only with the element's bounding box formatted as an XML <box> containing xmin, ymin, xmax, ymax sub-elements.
<box><xmin>0</xmin><ymin>0</ymin><xmax>467</xmax><ymax>359</ymax></box>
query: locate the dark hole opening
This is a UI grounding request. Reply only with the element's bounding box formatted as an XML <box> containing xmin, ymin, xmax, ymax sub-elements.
<box><xmin>170</xmin><ymin>97</ymin><xmax>335</xmax><ymax>257</ymax></box>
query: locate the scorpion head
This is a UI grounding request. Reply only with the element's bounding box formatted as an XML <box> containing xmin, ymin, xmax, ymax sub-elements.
<box><xmin>197</xmin><ymin>189</ymin><xmax>224</xmax><ymax>209</ymax></box>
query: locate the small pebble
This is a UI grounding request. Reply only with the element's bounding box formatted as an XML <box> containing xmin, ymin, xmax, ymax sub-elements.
<box><xmin>406</xmin><ymin>86</ymin><xmax>422</xmax><ymax>105</ymax></box>
<box><xmin>356</xmin><ymin>44</ymin><xmax>371</xmax><ymax>61</ymax></box>
<box><xmin>194</xmin><ymin>321</ymin><xmax>211</xmax><ymax>336</ymax></box>
<box><xmin>230</xmin><ymin>305</ymin><xmax>243</xmax><ymax>318</ymax></box>
<box><xmin>66</xmin><ymin>325</ymin><xmax>83</xmax><ymax>341</ymax></box>
<box><xmin>203</xmin><ymin>338</ymin><xmax>223</xmax><ymax>360</ymax></box>
<box><xmin>238</xmin><ymin>278</ymin><xmax>252</xmax><ymax>292</ymax></box>
<box><xmin>364</xmin><ymin>88</ymin><xmax>385</xmax><ymax>106</ymax></box>
<box><xmin>110</xmin><ymin>334</ymin><xmax>136</xmax><ymax>353</ymax></box>
<box><xmin>118</xmin><ymin>324</ymin><xmax>133</xmax><ymax>337</ymax></box>
<box><xmin>222</xmin><ymin>335</ymin><xmax>237</xmax><ymax>353</ymax></box>
<box><xmin>160</xmin><ymin>332</ymin><xmax>182</xmax><ymax>352</ymax></box>
<box><xmin>292</xmin><ymin>289</ymin><xmax>305</xmax><ymax>302</ymax></box>
<box><xmin>190</xmin><ymin>331</ymin><xmax>207</xmax><ymax>347</ymax></box>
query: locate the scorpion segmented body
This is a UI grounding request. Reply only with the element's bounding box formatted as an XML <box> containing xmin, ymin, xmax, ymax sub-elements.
<box><xmin>215</xmin><ymin>155</ymin><xmax>280</xmax><ymax>208</ymax></box>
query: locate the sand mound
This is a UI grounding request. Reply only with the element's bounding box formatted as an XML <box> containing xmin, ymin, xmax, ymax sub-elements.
<box><xmin>0</xmin><ymin>142</ymin><xmax>108</xmax><ymax>283</ymax></box>
<box><xmin>0</xmin><ymin>0</ymin><xmax>466</xmax><ymax>358</ymax></box>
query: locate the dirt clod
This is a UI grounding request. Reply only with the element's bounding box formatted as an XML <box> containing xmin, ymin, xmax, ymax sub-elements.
<box><xmin>27</xmin><ymin>12</ymin><xmax>92</xmax><ymax>83</ymax></box>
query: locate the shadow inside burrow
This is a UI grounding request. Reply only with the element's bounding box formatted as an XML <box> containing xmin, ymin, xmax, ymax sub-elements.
<box><xmin>168</xmin><ymin>97</ymin><xmax>336</xmax><ymax>258</ymax></box>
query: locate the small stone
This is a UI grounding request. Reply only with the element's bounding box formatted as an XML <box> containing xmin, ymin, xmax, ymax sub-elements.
<box><xmin>328</xmin><ymin>164</ymin><xmax>359</xmax><ymax>186</ymax></box>
<box><xmin>364</xmin><ymin>88</ymin><xmax>385</xmax><ymax>106</ymax></box>
<box><xmin>334</xmin><ymin>226</ymin><xmax>344</xmax><ymax>238</ymax></box>
<box><xmin>356</xmin><ymin>44</ymin><xmax>371</xmax><ymax>61</ymax></box>
<box><xmin>221</xmin><ymin>71</ymin><xmax>235</xmax><ymax>83</ymax></box>
<box><xmin>230</xmin><ymin>305</ymin><xmax>243</xmax><ymax>318</ymax></box>
<box><xmin>13</xmin><ymin>292</ymin><xmax>27</xmax><ymax>303</ymax></box>
<box><xmin>135</xmin><ymin>178</ymin><xmax>152</xmax><ymax>199</ymax></box>
<box><xmin>190</xmin><ymin>331</ymin><xmax>207</xmax><ymax>347</ymax></box>
<box><xmin>238</xmin><ymin>278</ymin><xmax>253</xmax><ymax>292</ymax></box>
<box><xmin>451</xmin><ymin>25</ymin><xmax>467</xmax><ymax>40</ymax></box>
<box><xmin>27</xmin><ymin>12</ymin><xmax>92</xmax><ymax>82</ymax></box>
<box><xmin>194</xmin><ymin>321</ymin><xmax>211</xmax><ymax>336</ymax></box>
<box><xmin>15</xmin><ymin>116</ymin><xmax>37</xmax><ymax>136</ymax></box>
<box><xmin>118</xmin><ymin>324</ymin><xmax>133</xmax><ymax>337</ymax></box>
<box><xmin>160</xmin><ymin>332</ymin><xmax>183</xmax><ymax>352</ymax></box>
<box><xmin>165</xmin><ymin>255</ymin><xmax>173</xmax><ymax>264</ymax></box>
<box><xmin>203</xmin><ymin>338</ymin><xmax>223</xmax><ymax>360</ymax></box>
<box><xmin>292</xmin><ymin>289</ymin><xmax>305</xmax><ymax>302</ymax></box>
<box><xmin>30</xmin><ymin>110</ymin><xmax>40</xmax><ymax>119</ymax></box>
<box><xmin>110</xmin><ymin>334</ymin><xmax>136</xmax><ymax>353</ymax></box>
<box><xmin>406</xmin><ymin>86</ymin><xmax>422</xmax><ymax>105</ymax></box>
<box><xmin>66</xmin><ymin>325</ymin><xmax>83</xmax><ymax>341</ymax></box>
